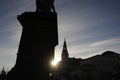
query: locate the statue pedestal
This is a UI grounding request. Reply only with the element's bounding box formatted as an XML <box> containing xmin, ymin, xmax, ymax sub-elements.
<box><xmin>7</xmin><ymin>12</ymin><xmax>58</xmax><ymax>80</ymax></box>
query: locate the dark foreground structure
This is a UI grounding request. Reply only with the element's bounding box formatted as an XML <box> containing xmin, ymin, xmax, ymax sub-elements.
<box><xmin>55</xmin><ymin>40</ymin><xmax>120</xmax><ymax>80</ymax></box>
<box><xmin>4</xmin><ymin>0</ymin><xmax>120</xmax><ymax>80</ymax></box>
<box><xmin>6</xmin><ymin>0</ymin><xmax>58</xmax><ymax>80</ymax></box>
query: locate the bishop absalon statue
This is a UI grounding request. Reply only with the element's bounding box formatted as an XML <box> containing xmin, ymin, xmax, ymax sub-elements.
<box><xmin>36</xmin><ymin>0</ymin><xmax>56</xmax><ymax>12</ymax></box>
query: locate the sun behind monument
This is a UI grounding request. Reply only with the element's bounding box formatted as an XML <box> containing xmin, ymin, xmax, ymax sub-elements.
<box><xmin>51</xmin><ymin>58</ymin><xmax>59</xmax><ymax>66</ymax></box>
<box><xmin>6</xmin><ymin>0</ymin><xmax>58</xmax><ymax>80</ymax></box>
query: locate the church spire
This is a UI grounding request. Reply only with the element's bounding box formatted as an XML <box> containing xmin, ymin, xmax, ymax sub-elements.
<box><xmin>63</xmin><ymin>38</ymin><xmax>67</xmax><ymax>49</ymax></box>
<box><xmin>62</xmin><ymin>38</ymin><xmax>69</xmax><ymax>61</ymax></box>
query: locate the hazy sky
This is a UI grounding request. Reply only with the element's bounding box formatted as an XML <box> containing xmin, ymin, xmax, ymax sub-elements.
<box><xmin>0</xmin><ymin>0</ymin><xmax>120</xmax><ymax>70</ymax></box>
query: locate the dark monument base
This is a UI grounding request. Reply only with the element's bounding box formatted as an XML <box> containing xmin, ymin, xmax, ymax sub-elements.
<box><xmin>6</xmin><ymin>12</ymin><xmax>58</xmax><ymax>80</ymax></box>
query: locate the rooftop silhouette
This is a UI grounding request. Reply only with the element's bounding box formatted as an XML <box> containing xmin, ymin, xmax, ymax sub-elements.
<box><xmin>54</xmin><ymin>40</ymin><xmax>120</xmax><ymax>80</ymax></box>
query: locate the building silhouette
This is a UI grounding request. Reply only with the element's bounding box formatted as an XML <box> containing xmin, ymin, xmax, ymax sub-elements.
<box><xmin>55</xmin><ymin>40</ymin><xmax>120</xmax><ymax>80</ymax></box>
<box><xmin>6</xmin><ymin>1</ymin><xmax>58</xmax><ymax>80</ymax></box>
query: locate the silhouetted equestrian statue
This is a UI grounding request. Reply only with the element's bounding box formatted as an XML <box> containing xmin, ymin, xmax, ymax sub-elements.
<box><xmin>36</xmin><ymin>0</ymin><xmax>56</xmax><ymax>12</ymax></box>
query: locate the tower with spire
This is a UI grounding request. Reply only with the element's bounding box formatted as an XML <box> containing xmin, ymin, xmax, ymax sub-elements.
<box><xmin>62</xmin><ymin>39</ymin><xmax>69</xmax><ymax>61</ymax></box>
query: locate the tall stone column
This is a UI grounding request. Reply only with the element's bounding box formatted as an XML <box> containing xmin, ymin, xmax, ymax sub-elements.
<box><xmin>7</xmin><ymin>12</ymin><xmax>58</xmax><ymax>80</ymax></box>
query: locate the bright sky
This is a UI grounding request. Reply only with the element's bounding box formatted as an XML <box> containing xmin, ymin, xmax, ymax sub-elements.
<box><xmin>0</xmin><ymin>0</ymin><xmax>120</xmax><ymax>70</ymax></box>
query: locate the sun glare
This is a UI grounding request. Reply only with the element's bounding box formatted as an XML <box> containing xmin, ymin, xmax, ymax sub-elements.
<box><xmin>51</xmin><ymin>59</ymin><xmax>59</xmax><ymax>66</ymax></box>
<box><xmin>51</xmin><ymin>49</ymin><xmax>61</xmax><ymax>66</ymax></box>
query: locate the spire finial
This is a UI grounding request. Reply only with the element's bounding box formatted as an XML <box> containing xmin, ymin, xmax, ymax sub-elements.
<box><xmin>63</xmin><ymin>38</ymin><xmax>67</xmax><ymax>49</ymax></box>
<box><xmin>64</xmin><ymin>38</ymin><xmax>66</xmax><ymax>42</ymax></box>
